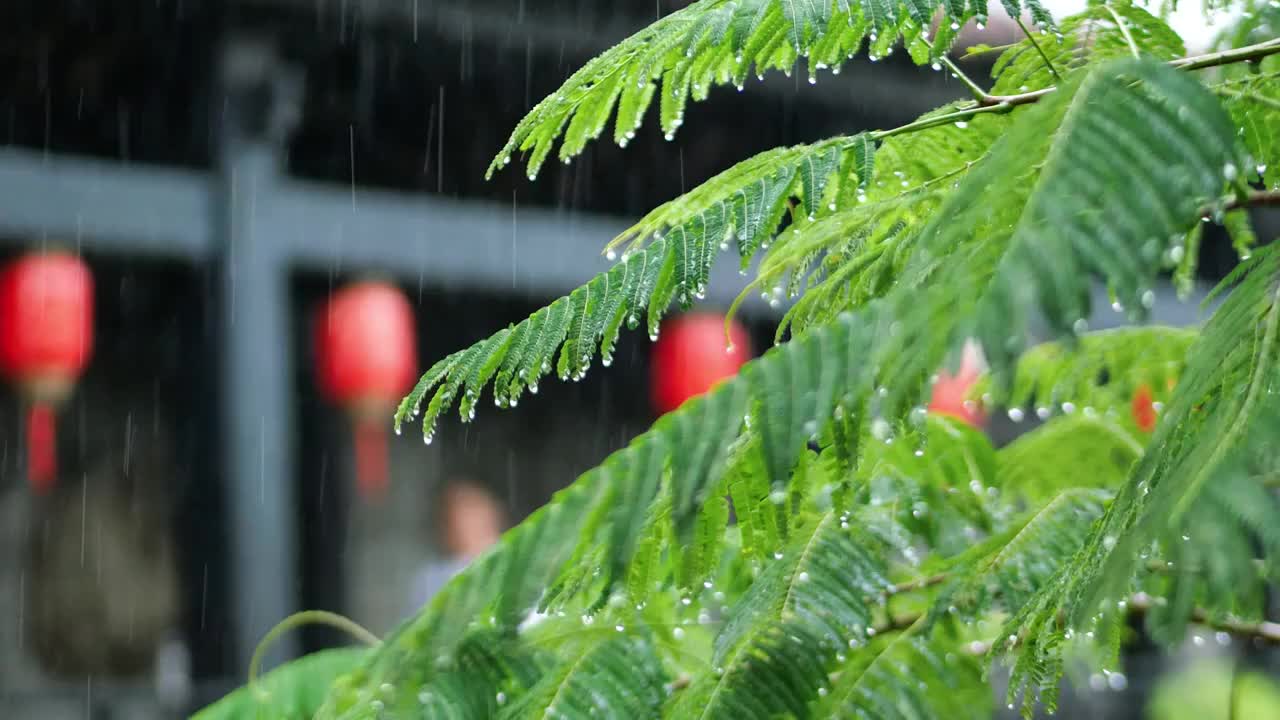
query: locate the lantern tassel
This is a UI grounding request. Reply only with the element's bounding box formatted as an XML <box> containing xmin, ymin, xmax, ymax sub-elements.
<box><xmin>354</xmin><ymin>419</ymin><xmax>389</xmax><ymax>502</ymax></box>
<box><xmin>27</xmin><ymin>403</ymin><xmax>57</xmax><ymax>493</ymax></box>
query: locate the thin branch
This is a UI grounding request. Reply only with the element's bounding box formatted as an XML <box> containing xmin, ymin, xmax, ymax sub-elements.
<box><xmin>1015</xmin><ymin>15</ymin><xmax>1064</xmax><ymax>81</ymax></box>
<box><xmin>868</xmin><ymin>37</ymin><xmax>1280</xmax><ymax>144</ymax></box>
<box><xmin>920</xmin><ymin>34</ymin><xmax>990</xmax><ymax>102</ymax></box>
<box><xmin>1172</xmin><ymin>37</ymin><xmax>1280</xmax><ymax>71</ymax></box>
<box><xmin>884</xmin><ymin>572</ymin><xmax>949</xmax><ymax>597</ymax></box>
<box><xmin>1213</xmin><ymin>87</ymin><xmax>1280</xmax><ymax>111</ymax></box>
<box><xmin>940</xmin><ymin>55</ymin><xmax>992</xmax><ymax>102</ymax></box>
<box><xmin>870</xmin><ymin>99</ymin><xmax>1026</xmax><ymax>141</ymax></box>
<box><xmin>1219</xmin><ymin>189</ymin><xmax>1280</xmax><ymax>214</ymax></box>
<box><xmin>248</xmin><ymin>610</ymin><xmax>380</xmax><ymax>701</ymax></box>
<box><xmin>1102</xmin><ymin>5</ymin><xmax>1141</xmax><ymax>60</ymax></box>
<box><xmin>1191</xmin><ymin>189</ymin><xmax>1280</xmax><ymax>224</ymax></box>
<box><xmin>969</xmin><ymin>593</ymin><xmax>1280</xmax><ymax>656</ymax></box>
<box><xmin>1128</xmin><ymin>592</ymin><xmax>1280</xmax><ymax>644</ymax></box>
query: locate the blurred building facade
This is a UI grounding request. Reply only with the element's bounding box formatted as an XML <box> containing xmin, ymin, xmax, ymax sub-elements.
<box><xmin>0</xmin><ymin>1</ymin><xmax>1265</xmax><ymax>719</ymax></box>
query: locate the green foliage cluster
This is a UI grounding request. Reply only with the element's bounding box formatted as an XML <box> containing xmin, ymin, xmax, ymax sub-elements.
<box><xmin>204</xmin><ymin>1</ymin><xmax>1280</xmax><ymax>719</ymax></box>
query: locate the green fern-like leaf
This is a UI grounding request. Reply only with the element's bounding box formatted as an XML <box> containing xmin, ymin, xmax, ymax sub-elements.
<box><xmin>820</xmin><ymin>619</ymin><xmax>990</xmax><ymax>719</ymax></box>
<box><xmin>497</xmin><ymin>632</ymin><xmax>667</xmax><ymax>720</ymax></box>
<box><xmin>990</xmin><ymin>2</ymin><xmax>1185</xmax><ymax>95</ymax></box>
<box><xmin>931</xmin><ymin>488</ymin><xmax>1110</xmax><ymax>624</ymax></box>
<box><xmin>869</xmin><ymin>58</ymin><xmax>1240</xmax><ymax>423</ymax></box>
<box><xmin>666</xmin><ymin>512</ymin><xmax>891</xmax><ymax>719</ymax></box>
<box><xmin>1216</xmin><ymin>62</ymin><xmax>1280</xmax><ymax>189</ymax></box>
<box><xmin>489</xmin><ymin>0</ymin><xmax>1055</xmax><ymax>179</ymax></box>
<box><xmin>997</xmin><ymin>415</ymin><xmax>1142</xmax><ymax>504</ymax></box>
<box><xmin>398</xmin><ymin>135</ymin><xmax>879</xmax><ymax>442</ymax></box>
<box><xmin>995</xmin><ymin>326</ymin><xmax>1197</xmax><ymax>422</ymax></box>
<box><xmin>1005</xmin><ymin>244</ymin><xmax>1280</xmax><ymax>714</ymax></box>
<box><xmin>193</xmin><ymin>649</ymin><xmax>368</xmax><ymax>720</ymax></box>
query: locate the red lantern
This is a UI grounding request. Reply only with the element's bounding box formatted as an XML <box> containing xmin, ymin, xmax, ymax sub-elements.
<box><xmin>0</xmin><ymin>252</ymin><xmax>94</xmax><ymax>494</ymax></box>
<box><xmin>650</xmin><ymin>313</ymin><xmax>752</xmax><ymax>416</ymax></box>
<box><xmin>1132</xmin><ymin>383</ymin><xmax>1157</xmax><ymax>433</ymax></box>
<box><xmin>314</xmin><ymin>281</ymin><xmax>418</xmax><ymax>501</ymax></box>
<box><xmin>928</xmin><ymin>340</ymin><xmax>986</xmax><ymax>428</ymax></box>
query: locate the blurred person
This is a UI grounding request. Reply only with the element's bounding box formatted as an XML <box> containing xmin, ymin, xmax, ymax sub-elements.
<box><xmin>408</xmin><ymin>480</ymin><xmax>504</xmax><ymax>613</ymax></box>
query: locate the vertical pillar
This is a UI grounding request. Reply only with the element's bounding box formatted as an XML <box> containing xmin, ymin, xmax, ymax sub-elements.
<box><xmin>217</xmin><ymin>38</ymin><xmax>301</xmax><ymax>671</ymax></box>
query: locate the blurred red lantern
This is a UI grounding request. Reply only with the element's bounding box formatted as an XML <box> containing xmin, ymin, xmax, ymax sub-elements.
<box><xmin>1132</xmin><ymin>383</ymin><xmax>1157</xmax><ymax>433</ymax></box>
<box><xmin>0</xmin><ymin>252</ymin><xmax>94</xmax><ymax>493</ymax></box>
<box><xmin>928</xmin><ymin>341</ymin><xmax>987</xmax><ymax>428</ymax></box>
<box><xmin>650</xmin><ymin>313</ymin><xmax>752</xmax><ymax>416</ymax></box>
<box><xmin>314</xmin><ymin>281</ymin><xmax>418</xmax><ymax>501</ymax></box>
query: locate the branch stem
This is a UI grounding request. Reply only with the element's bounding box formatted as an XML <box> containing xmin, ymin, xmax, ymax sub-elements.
<box><xmin>1128</xmin><ymin>592</ymin><xmax>1280</xmax><ymax>644</ymax></box>
<box><xmin>1102</xmin><ymin>5</ymin><xmax>1141</xmax><ymax>60</ymax></box>
<box><xmin>1172</xmin><ymin>37</ymin><xmax>1280</xmax><ymax>71</ymax></box>
<box><xmin>870</xmin><ymin>37</ymin><xmax>1280</xmax><ymax>144</ymax></box>
<box><xmin>940</xmin><ymin>55</ymin><xmax>992</xmax><ymax>101</ymax></box>
<box><xmin>1016</xmin><ymin>15</ymin><xmax>1064</xmax><ymax>81</ymax></box>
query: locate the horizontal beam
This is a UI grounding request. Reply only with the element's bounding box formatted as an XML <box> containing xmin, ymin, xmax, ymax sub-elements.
<box><xmin>263</xmin><ymin>177</ymin><xmax>769</xmax><ymax>311</ymax></box>
<box><xmin>0</xmin><ymin>147</ymin><xmax>769</xmax><ymax>311</ymax></box>
<box><xmin>0</xmin><ymin>148</ymin><xmax>213</xmax><ymax>258</ymax></box>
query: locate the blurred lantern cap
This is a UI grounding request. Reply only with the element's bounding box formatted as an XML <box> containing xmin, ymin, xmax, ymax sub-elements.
<box><xmin>650</xmin><ymin>313</ymin><xmax>752</xmax><ymax>416</ymax></box>
<box><xmin>928</xmin><ymin>340</ymin><xmax>987</xmax><ymax>428</ymax></box>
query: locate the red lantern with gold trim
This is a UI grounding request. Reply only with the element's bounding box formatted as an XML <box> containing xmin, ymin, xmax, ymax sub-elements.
<box><xmin>314</xmin><ymin>281</ymin><xmax>418</xmax><ymax>501</ymax></box>
<box><xmin>650</xmin><ymin>313</ymin><xmax>752</xmax><ymax>416</ymax></box>
<box><xmin>0</xmin><ymin>252</ymin><xmax>94</xmax><ymax>494</ymax></box>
